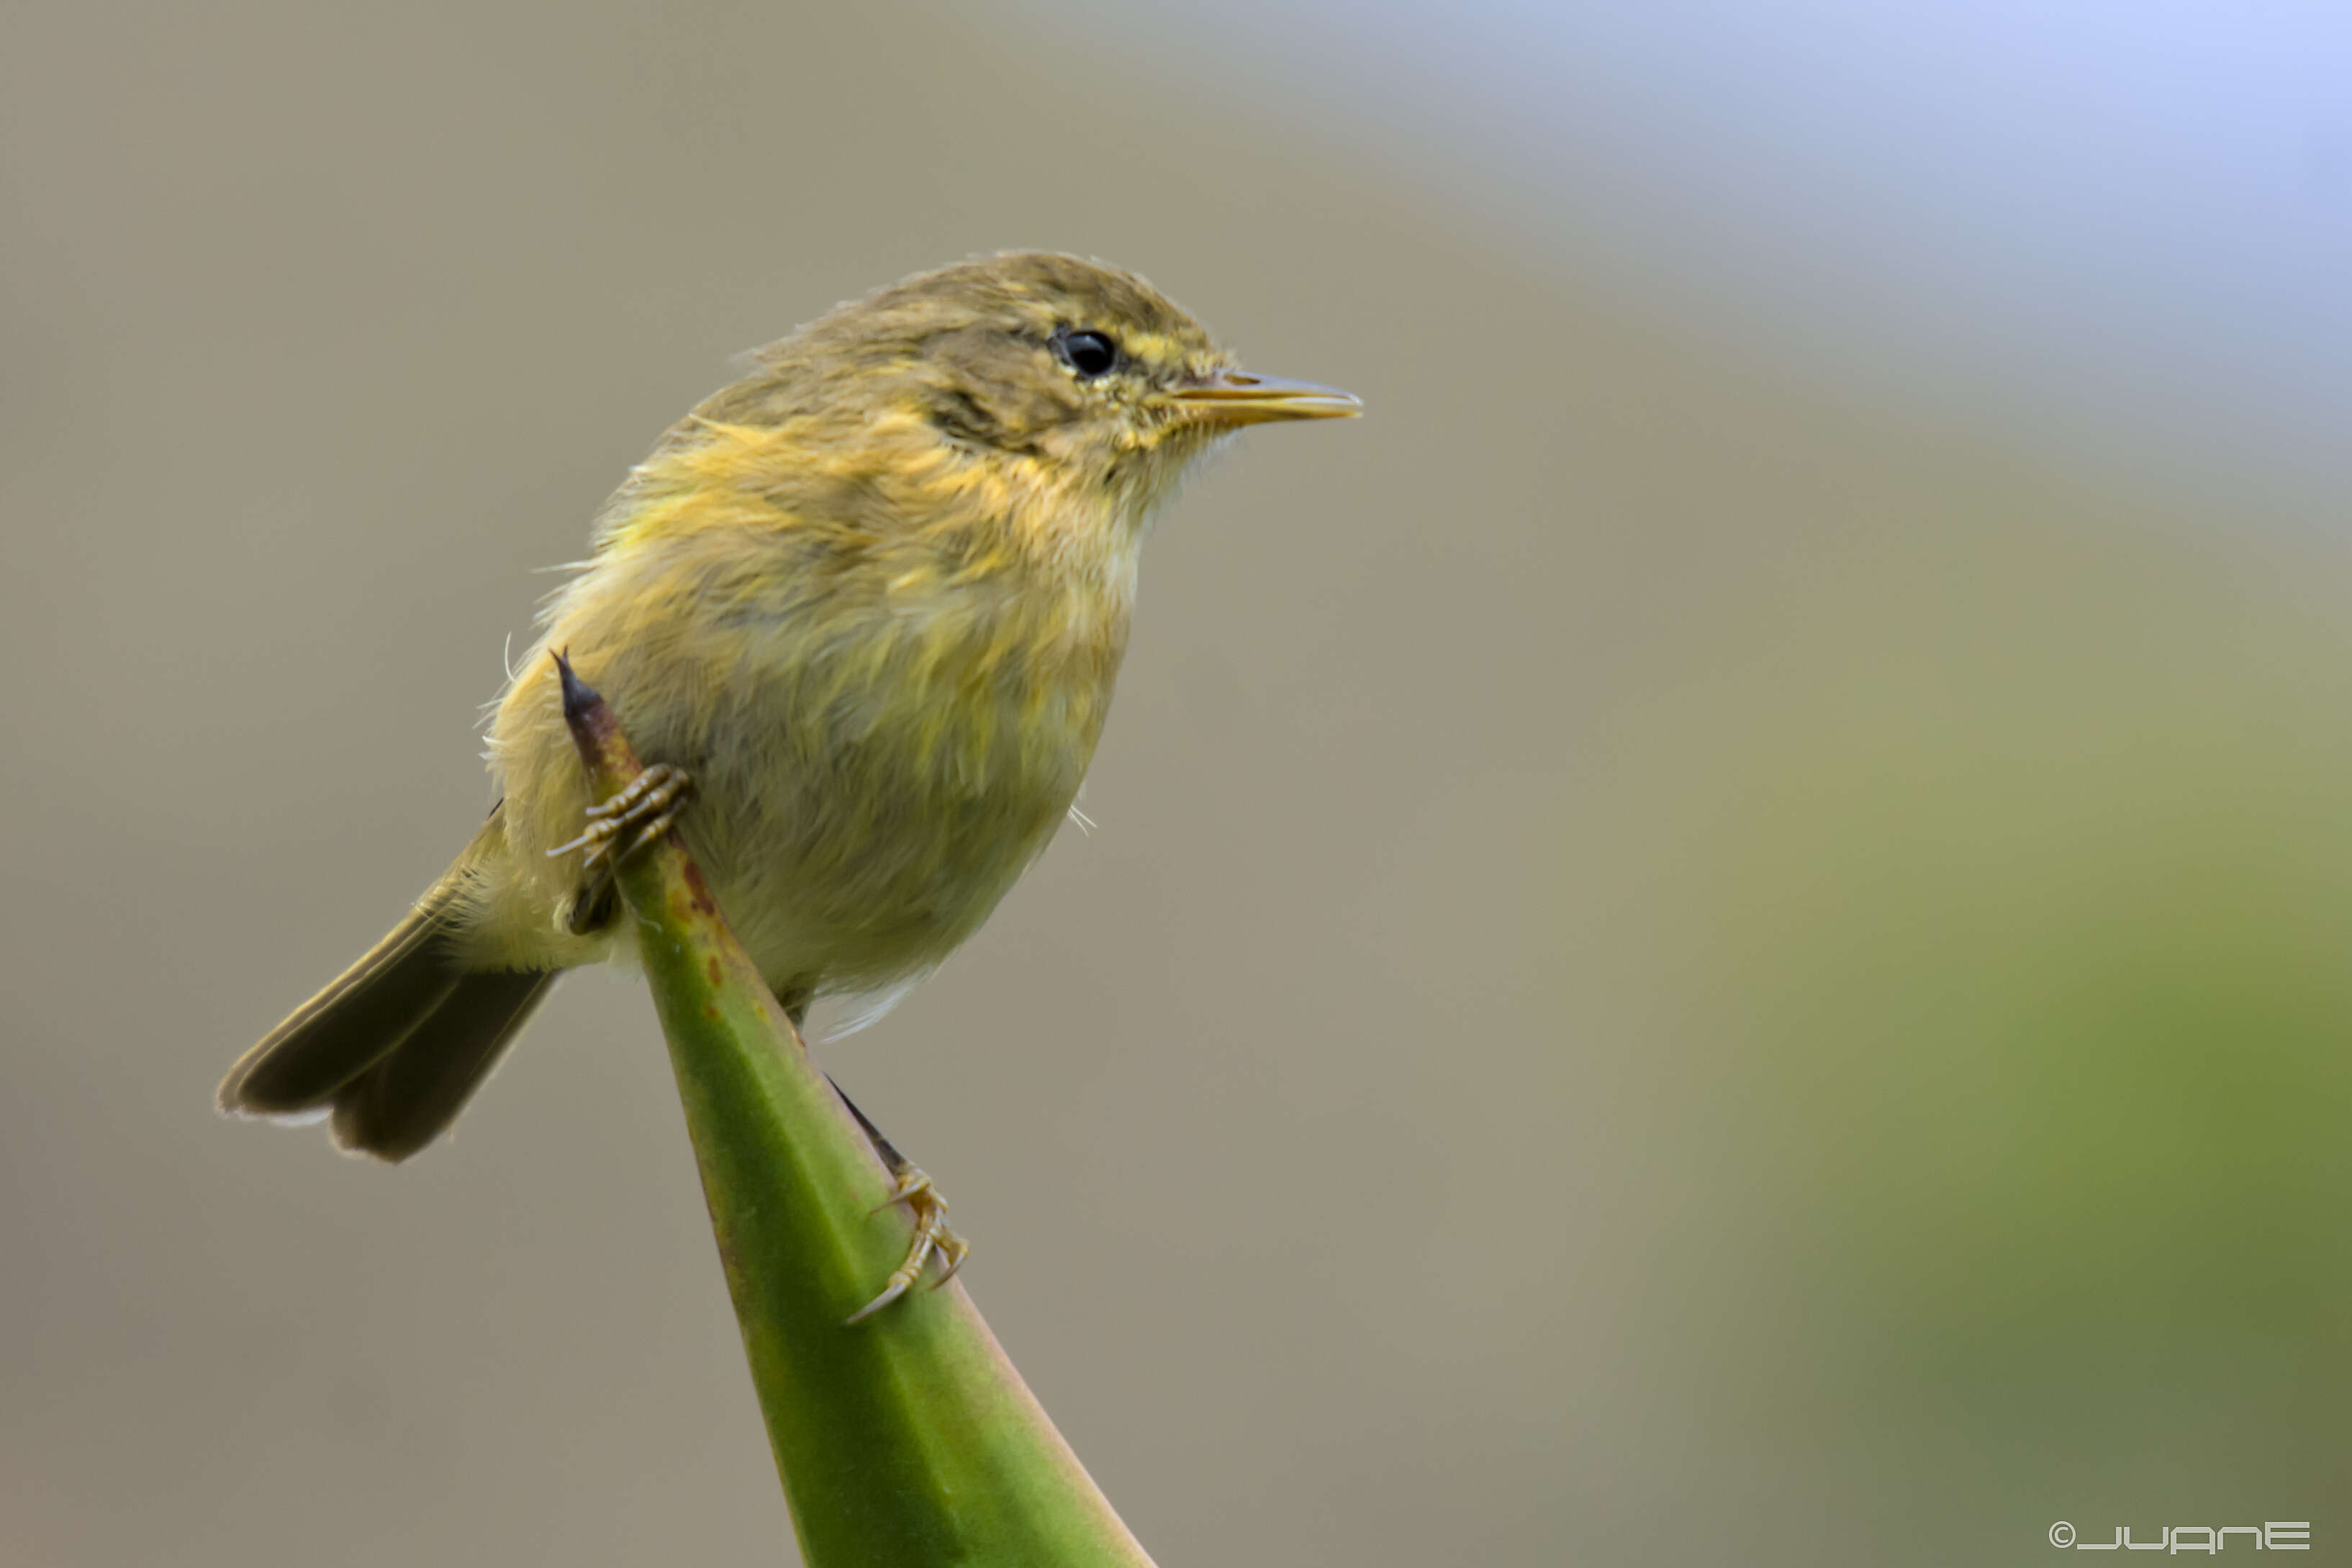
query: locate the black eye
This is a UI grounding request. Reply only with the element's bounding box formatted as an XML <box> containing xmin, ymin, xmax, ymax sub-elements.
<box><xmin>1053</xmin><ymin>327</ymin><xmax>1120</xmax><ymax>379</ymax></box>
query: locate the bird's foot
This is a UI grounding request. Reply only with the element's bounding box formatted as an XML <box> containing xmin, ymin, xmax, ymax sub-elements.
<box><xmin>548</xmin><ymin>763</ymin><xmax>694</xmax><ymax>867</ymax></box>
<box><xmin>846</xmin><ymin>1164</ymin><xmax>970</xmax><ymax>1325</ymax></box>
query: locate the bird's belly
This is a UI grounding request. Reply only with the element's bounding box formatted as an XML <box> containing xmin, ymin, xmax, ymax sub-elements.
<box><xmin>681</xmin><ymin>676</ymin><xmax>1101</xmax><ymax>1000</ymax></box>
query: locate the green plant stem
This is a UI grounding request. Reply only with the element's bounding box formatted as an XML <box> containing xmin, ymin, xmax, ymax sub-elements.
<box><xmin>556</xmin><ymin>653</ymin><xmax>1157</xmax><ymax>1568</ymax></box>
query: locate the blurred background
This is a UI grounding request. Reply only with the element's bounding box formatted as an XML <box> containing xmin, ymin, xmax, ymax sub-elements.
<box><xmin>5</xmin><ymin>0</ymin><xmax>2351</xmax><ymax>1561</ymax></box>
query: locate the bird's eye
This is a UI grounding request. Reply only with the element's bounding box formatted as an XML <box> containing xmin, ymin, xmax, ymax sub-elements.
<box><xmin>1053</xmin><ymin>327</ymin><xmax>1120</xmax><ymax>379</ymax></box>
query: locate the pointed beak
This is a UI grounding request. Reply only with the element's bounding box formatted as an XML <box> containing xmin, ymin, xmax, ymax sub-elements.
<box><xmin>1167</xmin><ymin>368</ymin><xmax>1363</xmax><ymax>427</ymax></box>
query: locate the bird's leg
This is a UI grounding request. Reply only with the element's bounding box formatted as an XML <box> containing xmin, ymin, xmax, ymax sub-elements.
<box><xmin>560</xmin><ymin>875</ymin><xmax>619</xmax><ymax>936</ymax></box>
<box><xmin>548</xmin><ymin>763</ymin><xmax>694</xmax><ymax>869</ymax></box>
<box><xmin>830</xmin><ymin>1075</ymin><xmax>970</xmax><ymax>1324</ymax></box>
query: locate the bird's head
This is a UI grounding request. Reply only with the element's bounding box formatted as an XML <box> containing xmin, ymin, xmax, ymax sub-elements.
<box><xmin>700</xmin><ymin>253</ymin><xmax>1360</xmax><ymax>536</ymax></box>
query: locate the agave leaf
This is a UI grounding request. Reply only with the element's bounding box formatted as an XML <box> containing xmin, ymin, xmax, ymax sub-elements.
<box><xmin>556</xmin><ymin>654</ymin><xmax>1157</xmax><ymax>1568</ymax></box>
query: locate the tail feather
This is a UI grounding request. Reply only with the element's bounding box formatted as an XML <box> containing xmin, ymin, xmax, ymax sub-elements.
<box><xmin>329</xmin><ymin>969</ymin><xmax>556</xmax><ymax>1161</ymax></box>
<box><xmin>220</xmin><ymin>815</ymin><xmax>564</xmax><ymax>1161</ymax></box>
<box><xmin>217</xmin><ymin>897</ymin><xmax>466</xmax><ymax>1117</ymax></box>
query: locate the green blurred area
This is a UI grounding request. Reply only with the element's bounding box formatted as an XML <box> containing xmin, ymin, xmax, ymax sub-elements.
<box><xmin>1560</xmin><ymin>510</ymin><xmax>2352</xmax><ymax>1543</ymax></box>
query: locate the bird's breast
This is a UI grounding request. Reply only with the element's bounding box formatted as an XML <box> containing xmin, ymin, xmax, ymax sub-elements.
<box><xmin>675</xmin><ymin>568</ymin><xmax>1131</xmax><ymax>992</ymax></box>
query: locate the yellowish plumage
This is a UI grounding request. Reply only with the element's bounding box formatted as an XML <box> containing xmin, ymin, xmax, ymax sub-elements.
<box><xmin>218</xmin><ymin>252</ymin><xmax>1357</xmax><ymax>1160</ymax></box>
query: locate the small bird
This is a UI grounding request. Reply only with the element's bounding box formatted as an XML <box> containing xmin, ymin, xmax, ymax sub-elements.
<box><xmin>217</xmin><ymin>253</ymin><xmax>1357</xmax><ymax>1269</ymax></box>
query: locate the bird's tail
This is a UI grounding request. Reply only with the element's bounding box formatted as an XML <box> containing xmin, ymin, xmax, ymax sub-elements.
<box><xmin>217</xmin><ymin>820</ymin><xmax>559</xmax><ymax>1162</ymax></box>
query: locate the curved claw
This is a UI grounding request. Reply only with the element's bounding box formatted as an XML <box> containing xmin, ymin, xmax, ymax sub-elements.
<box><xmin>931</xmin><ymin>1232</ymin><xmax>972</xmax><ymax>1290</ymax></box>
<box><xmin>549</xmin><ymin>763</ymin><xmax>693</xmax><ymax>866</ymax></box>
<box><xmin>845</xmin><ymin>1164</ymin><xmax>969</xmax><ymax>1325</ymax></box>
<box><xmin>547</xmin><ymin>818</ymin><xmax>618</xmax><ymax>861</ymax></box>
<box><xmin>872</xmin><ymin>1170</ymin><xmax>934</xmax><ymax>1214</ymax></box>
<box><xmin>846</xmin><ymin>1231</ymin><xmax>936</xmax><ymax>1325</ymax></box>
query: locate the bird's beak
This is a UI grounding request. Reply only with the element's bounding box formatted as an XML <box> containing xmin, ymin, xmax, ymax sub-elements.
<box><xmin>1168</xmin><ymin>369</ymin><xmax>1362</xmax><ymax>427</ymax></box>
